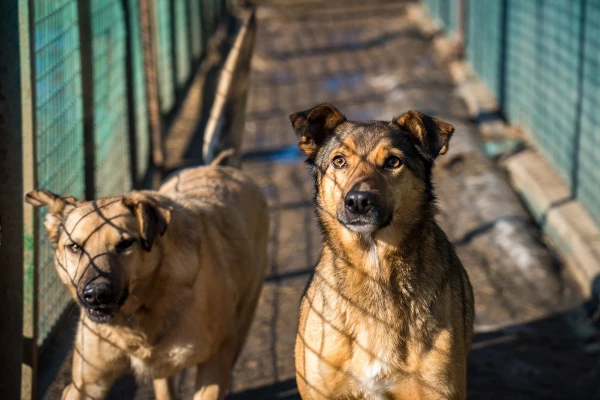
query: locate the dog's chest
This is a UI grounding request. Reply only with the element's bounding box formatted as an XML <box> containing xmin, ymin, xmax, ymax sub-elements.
<box><xmin>349</xmin><ymin>321</ymin><xmax>399</xmax><ymax>396</ymax></box>
<box><xmin>128</xmin><ymin>341</ymin><xmax>197</xmax><ymax>377</ymax></box>
<box><xmin>115</xmin><ymin>320</ymin><xmax>201</xmax><ymax>378</ymax></box>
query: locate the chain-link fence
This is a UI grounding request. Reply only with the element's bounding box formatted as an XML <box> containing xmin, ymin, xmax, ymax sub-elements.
<box><xmin>424</xmin><ymin>0</ymin><xmax>600</xmax><ymax>227</ymax></box>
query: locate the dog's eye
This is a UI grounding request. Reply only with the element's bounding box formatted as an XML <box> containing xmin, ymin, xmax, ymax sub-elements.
<box><xmin>384</xmin><ymin>156</ymin><xmax>403</xmax><ymax>169</ymax></box>
<box><xmin>332</xmin><ymin>155</ymin><xmax>346</xmax><ymax>168</ymax></box>
<box><xmin>67</xmin><ymin>243</ymin><xmax>82</xmax><ymax>254</ymax></box>
<box><xmin>116</xmin><ymin>239</ymin><xmax>135</xmax><ymax>253</ymax></box>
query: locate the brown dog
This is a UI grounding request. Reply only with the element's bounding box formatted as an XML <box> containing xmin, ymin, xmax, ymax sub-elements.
<box><xmin>26</xmin><ymin>158</ymin><xmax>269</xmax><ymax>400</ymax></box>
<box><xmin>291</xmin><ymin>104</ymin><xmax>474</xmax><ymax>399</ymax></box>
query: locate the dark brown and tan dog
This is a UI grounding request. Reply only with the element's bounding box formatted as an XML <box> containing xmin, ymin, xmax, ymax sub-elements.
<box><xmin>291</xmin><ymin>104</ymin><xmax>474</xmax><ymax>399</ymax></box>
<box><xmin>26</xmin><ymin>155</ymin><xmax>269</xmax><ymax>400</ymax></box>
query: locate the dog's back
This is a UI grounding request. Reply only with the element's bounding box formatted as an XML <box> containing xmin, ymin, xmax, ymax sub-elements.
<box><xmin>160</xmin><ymin>164</ymin><xmax>269</xmax><ymax>350</ymax></box>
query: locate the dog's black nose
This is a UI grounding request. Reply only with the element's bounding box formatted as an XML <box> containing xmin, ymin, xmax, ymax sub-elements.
<box><xmin>345</xmin><ymin>190</ymin><xmax>376</xmax><ymax>215</ymax></box>
<box><xmin>83</xmin><ymin>283</ymin><xmax>112</xmax><ymax>306</ymax></box>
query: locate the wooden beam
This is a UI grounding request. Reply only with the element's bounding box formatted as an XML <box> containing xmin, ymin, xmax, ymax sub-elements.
<box><xmin>140</xmin><ymin>0</ymin><xmax>165</xmax><ymax>169</ymax></box>
<box><xmin>0</xmin><ymin>0</ymin><xmax>33</xmax><ymax>398</ymax></box>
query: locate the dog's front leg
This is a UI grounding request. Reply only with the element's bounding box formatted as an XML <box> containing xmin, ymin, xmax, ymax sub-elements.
<box><xmin>192</xmin><ymin>342</ymin><xmax>237</xmax><ymax>400</ymax></box>
<box><xmin>153</xmin><ymin>377</ymin><xmax>177</xmax><ymax>400</ymax></box>
<box><xmin>62</xmin><ymin>318</ymin><xmax>128</xmax><ymax>399</ymax></box>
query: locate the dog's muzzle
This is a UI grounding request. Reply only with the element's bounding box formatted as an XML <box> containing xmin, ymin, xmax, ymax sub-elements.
<box><xmin>80</xmin><ymin>280</ymin><xmax>127</xmax><ymax>323</ymax></box>
<box><xmin>338</xmin><ymin>189</ymin><xmax>389</xmax><ymax>233</ymax></box>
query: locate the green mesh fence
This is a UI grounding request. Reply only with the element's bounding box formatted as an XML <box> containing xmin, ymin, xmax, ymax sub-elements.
<box><xmin>175</xmin><ymin>0</ymin><xmax>191</xmax><ymax>88</ymax></box>
<box><xmin>30</xmin><ymin>0</ymin><xmax>227</xmax><ymax>347</ymax></box>
<box><xmin>505</xmin><ymin>0</ymin><xmax>582</xmax><ymax>190</ymax></box>
<box><xmin>575</xmin><ymin>0</ymin><xmax>600</xmax><ymax>224</ymax></box>
<box><xmin>466</xmin><ymin>1</ymin><xmax>503</xmax><ymax>100</ymax></box>
<box><xmin>33</xmin><ymin>0</ymin><xmax>86</xmax><ymax>345</ymax></box>
<box><xmin>425</xmin><ymin>0</ymin><xmax>600</xmax><ymax>227</ymax></box>
<box><xmin>190</xmin><ymin>0</ymin><xmax>204</xmax><ymax>59</ymax></box>
<box><xmin>423</xmin><ymin>0</ymin><xmax>457</xmax><ymax>36</ymax></box>
<box><xmin>128</xmin><ymin>0</ymin><xmax>150</xmax><ymax>182</ymax></box>
<box><xmin>91</xmin><ymin>0</ymin><xmax>132</xmax><ymax>197</ymax></box>
<box><xmin>155</xmin><ymin>0</ymin><xmax>175</xmax><ymax>112</ymax></box>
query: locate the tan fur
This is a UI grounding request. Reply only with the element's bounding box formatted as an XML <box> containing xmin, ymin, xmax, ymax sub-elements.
<box><xmin>291</xmin><ymin>104</ymin><xmax>474</xmax><ymax>399</ymax></box>
<box><xmin>26</xmin><ymin>165</ymin><xmax>269</xmax><ymax>400</ymax></box>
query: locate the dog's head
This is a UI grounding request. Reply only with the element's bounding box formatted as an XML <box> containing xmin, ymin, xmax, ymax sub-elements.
<box><xmin>290</xmin><ymin>103</ymin><xmax>454</xmax><ymax>237</ymax></box>
<box><xmin>25</xmin><ymin>190</ymin><xmax>172</xmax><ymax>323</ymax></box>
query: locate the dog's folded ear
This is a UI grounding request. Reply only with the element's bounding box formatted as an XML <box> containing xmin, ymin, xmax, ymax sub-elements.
<box><xmin>25</xmin><ymin>190</ymin><xmax>81</xmax><ymax>244</ymax></box>
<box><xmin>122</xmin><ymin>193</ymin><xmax>173</xmax><ymax>252</ymax></box>
<box><xmin>289</xmin><ymin>103</ymin><xmax>346</xmax><ymax>159</ymax></box>
<box><xmin>395</xmin><ymin>111</ymin><xmax>455</xmax><ymax>161</ymax></box>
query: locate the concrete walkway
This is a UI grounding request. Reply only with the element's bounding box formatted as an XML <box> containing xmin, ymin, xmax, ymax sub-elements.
<box><xmin>228</xmin><ymin>1</ymin><xmax>600</xmax><ymax>399</ymax></box>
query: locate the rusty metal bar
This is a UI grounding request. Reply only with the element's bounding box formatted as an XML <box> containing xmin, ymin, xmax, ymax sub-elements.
<box><xmin>140</xmin><ymin>0</ymin><xmax>165</xmax><ymax>168</ymax></box>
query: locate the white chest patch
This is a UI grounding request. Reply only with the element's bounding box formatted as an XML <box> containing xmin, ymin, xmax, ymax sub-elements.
<box><xmin>128</xmin><ymin>343</ymin><xmax>195</xmax><ymax>378</ymax></box>
<box><xmin>364</xmin><ymin>359</ymin><xmax>386</xmax><ymax>379</ymax></box>
<box><xmin>360</xmin><ymin>359</ymin><xmax>391</xmax><ymax>395</ymax></box>
<box><xmin>364</xmin><ymin>236</ymin><xmax>380</xmax><ymax>270</ymax></box>
<box><xmin>355</xmin><ymin>330</ymin><xmax>392</xmax><ymax>396</ymax></box>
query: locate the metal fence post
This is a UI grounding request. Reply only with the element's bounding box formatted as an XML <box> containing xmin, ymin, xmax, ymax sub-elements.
<box><xmin>77</xmin><ymin>0</ymin><xmax>97</xmax><ymax>200</ymax></box>
<box><xmin>122</xmin><ymin>0</ymin><xmax>141</xmax><ymax>187</ymax></box>
<box><xmin>0</xmin><ymin>0</ymin><xmax>36</xmax><ymax>398</ymax></box>
<box><xmin>140</xmin><ymin>0</ymin><xmax>165</xmax><ymax>171</ymax></box>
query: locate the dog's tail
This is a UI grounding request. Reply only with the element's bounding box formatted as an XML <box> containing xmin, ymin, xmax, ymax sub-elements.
<box><xmin>210</xmin><ymin>148</ymin><xmax>236</xmax><ymax>167</ymax></box>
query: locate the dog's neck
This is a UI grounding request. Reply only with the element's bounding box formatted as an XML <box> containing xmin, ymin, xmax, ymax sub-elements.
<box><xmin>113</xmin><ymin>240</ymin><xmax>186</xmax><ymax>343</ymax></box>
<box><xmin>322</xmin><ymin>213</ymin><xmax>443</xmax><ymax>299</ymax></box>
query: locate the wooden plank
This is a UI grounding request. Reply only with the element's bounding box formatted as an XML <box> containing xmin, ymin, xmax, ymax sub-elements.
<box><xmin>140</xmin><ymin>0</ymin><xmax>165</xmax><ymax>169</ymax></box>
<box><xmin>0</xmin><ymin>0</ymin><xmax>31</xmax><ymax>398</ymax></box>
<box><xmin>202</xmin><ymin>8</ymin><xmax>256</xmax><ymax>166</ymax></box>
<box><xmin>22</xmin><ymin>0</ymin><xmax>38</xmax><ymax>397</ymax></box>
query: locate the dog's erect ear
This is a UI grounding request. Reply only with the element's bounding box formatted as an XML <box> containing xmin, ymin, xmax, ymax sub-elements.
<box><xmin>122</xmin><ymin>193</ymin><xmax>172</xmax><ymax>252</ymax></box>
<box><xmin>289</xmin><ymin>103</ymin><xmax>346</xmax><ymax>159</ymax></box>
<box><xmin>25</xmin><ymin>190</ymin><xmax>82</xmax><ymax>244</ymax></box>
<box><xmin>395</xmin><ymin>111</ymin><xmax>455</xmax><ymax>161</ymax></box>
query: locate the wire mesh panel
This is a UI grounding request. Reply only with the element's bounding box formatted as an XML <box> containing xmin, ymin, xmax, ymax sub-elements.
<box><xmin>505</xmin><ymin>0</ymin><xmax>537</xmax><ymax>133</ymax></box>
<box><xmin>175</xmin><ymin>0</ymin><xmax>191</xmax><ymax>88</ymax></box>
<box><xmin>460</xmin><ymin>0</ymin><xmax>600</xmax><ymax>225</ymax></box>
<box><xmin>189</xmin><ymin>0</ymin><xmax>204</xmax><ymax>59</ymax></box>
<box><xmin>505</xmin><ymin>0</ymin><xmax>582</xmax><ymax>188</ymax></box>
<box><xmin>33</xmin><ymin>0</ymin><xmax>86</xmax><ymax>345</ymax></box>
<box><xmin>91</xmin><ymin>0</ymin><xmax>132</xmax><ymax>197</ymax></box>
<box><xmin>29</xmin><ymin>0</ymin><xmax>231</xmax><ymax>348</ymax></box>
<box><xmin>155</xmin><ymin>0</ymin><xmax>175</xmax><ymax>112</ymax></box>
<box><xmin>129</xmin><ymin>0</ymin><xmax>150</xmax><ymax>182</ymax></box>
<box><xmin>423</xmin><ymin>0</ymin><xmax>457</xmax><ymax>36</ymax></box>
<box><xmin>576</xmin><ymin>0</ymin><xmax>600</xmax><ymax>224</ymax></box>
<box><xmin>466</xmin><ymin>0</ymin><xmax>503</xmax><ymax>100</ymax></box>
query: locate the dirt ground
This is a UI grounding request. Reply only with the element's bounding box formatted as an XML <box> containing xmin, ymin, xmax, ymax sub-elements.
<box><xmin>43</xmin><ymin>1</ymin><xmax>600</xmax><ymax>399</ymax></box>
